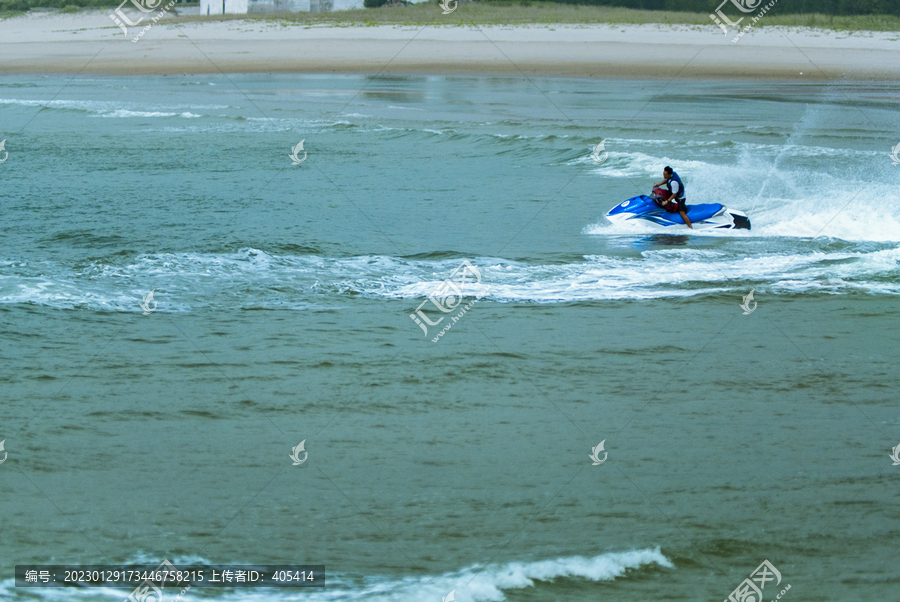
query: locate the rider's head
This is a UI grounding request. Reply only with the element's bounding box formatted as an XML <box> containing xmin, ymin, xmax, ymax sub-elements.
<box><xmin>663</xmin><ymin>166</ymin><xmax>673</xmax><ymax>179</ymax></box>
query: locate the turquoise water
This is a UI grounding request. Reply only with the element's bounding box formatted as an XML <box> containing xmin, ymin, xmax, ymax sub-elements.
<box><xmin>1</xmin><ymin>74</ymin><xmax>899</xmax><ymax>602</ymax></box>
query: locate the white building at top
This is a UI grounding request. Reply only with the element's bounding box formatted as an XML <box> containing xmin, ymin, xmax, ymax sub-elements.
<box><xmin>198</xmin><ymin>0</ymin><xmax>366</xmax><ymax>13</ymax></box>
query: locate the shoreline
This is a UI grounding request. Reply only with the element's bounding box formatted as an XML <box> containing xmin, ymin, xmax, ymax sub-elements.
<box><xmin>0</xmin><ymin>11</ymin><xmax>899</xmax><ymax>79</ymax></box>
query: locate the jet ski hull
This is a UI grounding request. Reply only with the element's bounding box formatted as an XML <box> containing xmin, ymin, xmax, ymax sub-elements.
<box><xmin>605</xmin><ymin>195</ymin><xmax>750</xmax><ymax>230</ymax></box>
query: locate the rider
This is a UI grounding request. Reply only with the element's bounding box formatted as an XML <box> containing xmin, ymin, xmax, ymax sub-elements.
<box><xmin>652</xmin><ymin>166</ymin><xmax>692</xmax><ymax>229</ymax></box>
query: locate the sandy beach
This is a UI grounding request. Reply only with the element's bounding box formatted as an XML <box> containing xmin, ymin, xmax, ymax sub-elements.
<box><xmin>0</xmin><ymin>9</ymin><xmax>898</xmax><ymax>79</ymax></box>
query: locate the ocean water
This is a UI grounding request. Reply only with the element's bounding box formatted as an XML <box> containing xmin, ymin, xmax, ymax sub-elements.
<box><xmin>1</xmin><ymin>74</ymin><xmax>899</xmax><ymax>602</ymax></box>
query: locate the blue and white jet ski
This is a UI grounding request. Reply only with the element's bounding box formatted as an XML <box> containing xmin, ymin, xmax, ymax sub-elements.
<box><xmin>606</xmin><ymin>195</ymin><xmax>751</xmax><ymax>230</ymax></box>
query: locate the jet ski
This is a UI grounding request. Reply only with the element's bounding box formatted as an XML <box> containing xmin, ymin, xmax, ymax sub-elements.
<box><xmin>606</xmin><ymin>194</ymin><xmax>751</xmax><ymax>230</ymax></box>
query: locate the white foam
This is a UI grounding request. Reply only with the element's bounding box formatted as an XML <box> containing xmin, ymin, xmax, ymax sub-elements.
<box><xmin>2</xmin><ymin>243</ymin><xmax>899</xmax><ymax>311</ymax></box>
<box><xmin>0</xmin><ymin>98</ymin><xmax>225</xmax><ymax>116</ymax></box>
<box><xmin>0</xmin><ymin>549</ymin><xmax>672</xmax><ymax>602</ymax></box>
<box><xmin>98</xmin><ymin>110</ymin><xmax>179</xmax><ymax>118</ymax></box>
